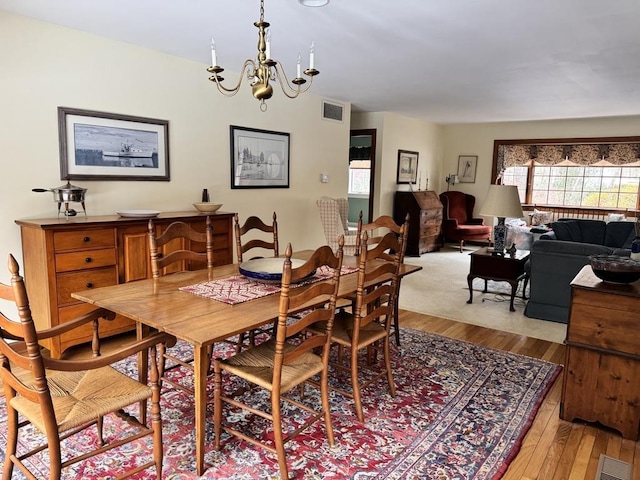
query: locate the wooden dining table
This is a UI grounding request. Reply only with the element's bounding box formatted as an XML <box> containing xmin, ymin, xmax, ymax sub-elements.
<box><xmin>72</xmin><ymin>249</ymin><xmax>422</xmax><ymax>476</ymax></box>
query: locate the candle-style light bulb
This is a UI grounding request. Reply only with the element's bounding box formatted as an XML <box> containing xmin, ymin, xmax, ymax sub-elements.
<box><xmin>296</xmin><ymin>53</ymin><xmax>302</xmax><ymax>78</ymax></box>
<box><xmin>309</xmin><ymin>41</ymin><xmax>315</xmax><ymax>69</ymax></box>
<box><xmin>210</xmin><ymin>37</ymin><xmax>217</xmax><ymax>66</ymax></box>
<box><xmin>265</xmin><ymin>31</ymin><xmax>271</xmax><ymax>59</ymax></box>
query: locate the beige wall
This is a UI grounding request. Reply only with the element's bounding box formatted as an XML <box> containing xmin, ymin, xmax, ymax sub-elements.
<box><xmin>0</xmin><ymin>11</ymin><xmax>352</xmax><ymax>275</ymax></box>
<box><xmin>351</xmin><ymin>112</ymin><xmax>443</xmax><ymax>218</ymax></box>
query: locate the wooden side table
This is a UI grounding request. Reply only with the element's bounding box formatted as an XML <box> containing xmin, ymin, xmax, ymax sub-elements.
<box><xmin>561</xmin><ymin>266</ymin><xmax>640</xmax><ymax>440</ymax></box>
<box><xmin>467</xmin><ymin>247</ymin><xmax>530</xmax><ymax>311</ymax></box>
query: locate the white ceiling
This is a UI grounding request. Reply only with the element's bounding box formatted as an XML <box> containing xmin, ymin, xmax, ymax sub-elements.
<box><xmin>3</xmin><ymin>0</ymin><xmax>640</xmax><ymax>124</ymax></box>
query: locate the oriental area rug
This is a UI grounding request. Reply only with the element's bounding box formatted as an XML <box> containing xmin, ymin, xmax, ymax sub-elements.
<box><xmin>0</xmin><ymin>327</ymin><xmax>561</xmax><ymax>479</ymax></box>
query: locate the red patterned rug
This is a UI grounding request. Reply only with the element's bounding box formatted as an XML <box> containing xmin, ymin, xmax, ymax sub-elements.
<box><xmin>0</xmin><ymin>327</ymin><xmax>561</xmax><ymax>479</ymax></box>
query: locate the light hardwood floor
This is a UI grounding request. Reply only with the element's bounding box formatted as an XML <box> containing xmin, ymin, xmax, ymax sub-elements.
<box><xmin>8</xmin><ymin>310</ymin><xmax>639</xmax><ymax>479</ymax></box>
<box><xmin>400</xmin><ymin>309</ymin><xmax>640</xmax><ymax>480</ymax></box>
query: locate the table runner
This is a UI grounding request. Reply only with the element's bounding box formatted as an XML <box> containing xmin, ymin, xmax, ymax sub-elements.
<box><xmin>180</xmin><ymin>265</ymin><xmax>357</xmax><ymax>305</ymax></box>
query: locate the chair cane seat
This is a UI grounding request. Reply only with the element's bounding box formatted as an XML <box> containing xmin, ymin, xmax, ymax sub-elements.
<box><xmin>11</xmin><ymin>366</ymin><xmax>151</xmax><ymax>433</ymax></box>
<box><xmin>310</xmin><ymin>311</ymin><xmax>388</xmax><ymax>350</ymax></box>
<box><xmin>219</xmin><ymin>339</ymin><xmax>325</xmax><ymax>393</ymax></box>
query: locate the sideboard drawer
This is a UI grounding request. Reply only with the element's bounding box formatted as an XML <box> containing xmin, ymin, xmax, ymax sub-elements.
<box><xmin>56</xmin><ymin>267</ymin><xmax>118</xmax><ymax>305</ymax></box>
<box><xmin>53</xmin><ymin>229</ymin><xmax>116</xmax><ymax>251</ymax></box>
<box><xmin>55</xmin><ymin>248</ymin><xmax>117</xmax><ymax>273</ymax></box>
<box><xmin>567</xmin><ymin>303</ymin><xmax>640</xmax><ymax>356</ymax></box>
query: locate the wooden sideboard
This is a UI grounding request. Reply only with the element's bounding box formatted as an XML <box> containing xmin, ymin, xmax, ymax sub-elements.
<box><xmin>560</xmin><ymin>265</ymin><xmax>640</xmax><ymax>440</ymax></box>
<box><xmin>393</xmin><ymin>190</ymin><xmax>443</xmax><ymax>256</ymax></box>
<box><xmin>15</xmin><ymin>211</ymin><xmax>234</xmax><ymax>358</ymax></box>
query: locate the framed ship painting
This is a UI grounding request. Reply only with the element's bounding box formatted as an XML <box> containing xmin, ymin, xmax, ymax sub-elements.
<box><xmin>58</xmin><ymin>107</ymin><xmax>170</xmax><ymax>181</ymax></box>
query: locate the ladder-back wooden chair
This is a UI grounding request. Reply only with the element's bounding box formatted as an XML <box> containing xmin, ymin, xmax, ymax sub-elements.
<box><xmin>213</xmin><ymin>239</ymin><xmax>344</xmax><ymax>480</ymax></box>
<box><xmin>234</xmin><ymin>212</ymin><xmax>279</xmax><ymax>349</ymax></box>
<box><xmin>0</xmin><ymin>253</ymin><xmax>173</xmax><ymax>479</ymax></box>
<box><xmin>311</xmin><ymin>229</ymin><xmax>405</xmax><ymax>422</ymax></box>
<box><xmin>148</xmin><ymin>217</ymin><xmax>214</xmax><ymax>392</ymax></box>
<box><xmin>354</xmin><ymin>214</ymin><xmax>409</xmax><ymax>345</ymax></box>
<box><xmin>234</xmin><ymin>212</ymin><xmax>279</xmax><ymax>262</ymax></box>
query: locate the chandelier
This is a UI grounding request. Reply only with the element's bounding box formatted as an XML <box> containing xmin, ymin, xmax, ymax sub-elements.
<box><xmin>207</xmin><ymin>0</ymin><xmax>319</xmax><ymax>111</ymax></box>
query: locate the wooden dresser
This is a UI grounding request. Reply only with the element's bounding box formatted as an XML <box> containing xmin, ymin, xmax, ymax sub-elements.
<box><xmin>561</xmin><ymin>265</ymin><xmax>640</xmax><ymax>440</ymax></box>
<box><xmin>15</xmin><ymin>211</ymin><xmax>234</xmax><ymax>358</ymax></box>
<box><xmin>393</xmin><ymin>190</ymin><xmax>443</xmax><ymax>256</ymax></box>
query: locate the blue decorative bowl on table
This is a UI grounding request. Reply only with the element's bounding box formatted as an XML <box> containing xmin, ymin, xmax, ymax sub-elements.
<box><xmin>239</xmin><ymin>258</ymin><xmax>313</xmax><ymax>283</ymax></box>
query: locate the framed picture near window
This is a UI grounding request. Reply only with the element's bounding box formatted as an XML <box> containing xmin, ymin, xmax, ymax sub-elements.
<box><xmin>396</xmin><ymin>150</ymin><xmax>419</xmax><ymax>184</ymax></box>
<box><xmin>58</xmin><ymin>107</ymin><xmax>169</xmax><ymax>181</ymax></box>
<box><xmin>457</xmin><ymin>155</ymin><xmax>478</xmax><ymax>183</ymax></box>
<box><xmin>230</xmin><ymin>125</ymin><xmax>290</xmax><ymax>189</ymax></box>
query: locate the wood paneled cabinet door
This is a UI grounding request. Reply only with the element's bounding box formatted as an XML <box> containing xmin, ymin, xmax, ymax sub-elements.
<box><xmin>16</xmin><ymin>211</ymin><xmax>234</xmax><ymax>358</ymax></box>
<box><xmin>119</xmin><ymin>224</ymin><xmax>151</xmax><ymax>283</ymax></box>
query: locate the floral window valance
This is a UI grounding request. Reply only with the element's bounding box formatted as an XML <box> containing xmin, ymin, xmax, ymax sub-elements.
<box><xmin>495</xmin><ymin>139</ymin><xmax>640</xmax><ymax>175</ymax></box>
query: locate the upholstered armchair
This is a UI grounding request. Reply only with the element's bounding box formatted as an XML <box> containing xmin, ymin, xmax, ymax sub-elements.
<box><xmin>439</xmin><ymin>191</ymin><xmax>491</xmax><ymax>252</ymax></box>
<box><xmin>316</xmin><ymin>196</ymin><xmax>359</xmax><ymax>255</ymax></box>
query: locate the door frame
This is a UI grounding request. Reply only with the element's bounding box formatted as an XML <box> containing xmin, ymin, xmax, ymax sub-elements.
<box><xmin>349</xmin><ymin>128</ymin><xmax>376</xmax><ymax>223</ymax></box>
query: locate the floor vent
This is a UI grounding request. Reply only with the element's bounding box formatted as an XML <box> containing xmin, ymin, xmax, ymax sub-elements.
<box><xmin>596</xmin><ymin>454</ymin><xmax>631</xmax><ymax>480</ymax></box>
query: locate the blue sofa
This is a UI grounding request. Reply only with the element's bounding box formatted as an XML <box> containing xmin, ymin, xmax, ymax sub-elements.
<box><xmin>524</xmin><ymin>219</ymin><xmax>636</xmax><ymax>323</ymax></box>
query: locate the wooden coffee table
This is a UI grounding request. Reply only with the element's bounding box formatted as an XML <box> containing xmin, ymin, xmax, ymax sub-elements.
<box><xmin>467</xmin><ymin>247</ymin><xmax>530</xmax><ymax>311</ymax></box>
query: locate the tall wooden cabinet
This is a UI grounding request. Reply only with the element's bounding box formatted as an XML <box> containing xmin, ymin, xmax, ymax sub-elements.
<box><xmin>393</xmin><ymin>191</ymin><xmax>443</xmax><ymax>256</ymax></box>
<box><xmin>561</xmin><ymin>266</ymin><xmax>640</xmax><ymax>440</ymax></box>
<box><xmin>15</xmin><ymin>211</ymin><xmax>234</xmax><ymax>358</ymax></box>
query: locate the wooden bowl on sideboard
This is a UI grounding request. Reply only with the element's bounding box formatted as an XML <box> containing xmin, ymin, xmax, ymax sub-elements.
<box><xmin>193</xmin><ymin>202</ymin><xmax>222</xmax><ymax>213</ymax></box>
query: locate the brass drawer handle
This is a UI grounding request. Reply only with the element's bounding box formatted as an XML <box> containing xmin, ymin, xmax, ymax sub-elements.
<box><xmin>86</xmin><ymin>282</ymin><xmax>93</xmax><ymax>288</ymax></box>
<box><xmin>85</xmin><ymin>257</ymin><xmax>92</xmax><ymax>263</ymax></box>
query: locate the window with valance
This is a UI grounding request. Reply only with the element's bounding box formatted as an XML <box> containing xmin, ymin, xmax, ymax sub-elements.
<box><xmin>492</xmin><ymin>137</ymin><xmax>640</xmax><ymax>211</ymax></box>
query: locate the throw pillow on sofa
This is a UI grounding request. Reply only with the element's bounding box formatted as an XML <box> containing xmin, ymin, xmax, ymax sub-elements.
<box><xmin>550</xmin><ymin>220</ymin><xmax>582</xmax><ymax>242</ymax></box>
<box><xmin>531</xmin><ymin>208</ymin><xmax>553</xmax><ymax>226</ymax></box>
<box><xmin>551</xmin><ymin>219</ymin><xmax>607</xmax><ymax>244</ymax></box>
<box><xmin>576</xmin><ymin>219</ymin><xmax>607</xmax><ymax>244</ymax></box>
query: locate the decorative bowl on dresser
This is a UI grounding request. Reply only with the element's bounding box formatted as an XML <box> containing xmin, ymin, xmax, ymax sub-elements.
<box><xmin>193</xmin><ymin>202</ymin><xmax>223</xmax><ymax>213</ymax></box>
<box><xmin>15</xmin><ymin>211</ymin><xmax>234</xmax><ymax>358</ymax></box>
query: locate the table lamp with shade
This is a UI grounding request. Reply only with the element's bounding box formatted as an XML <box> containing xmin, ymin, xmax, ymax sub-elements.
<box><xmin>479</xmin><ymin>185</ymin><xmax>524</xmax><ymax>253</ymax></box>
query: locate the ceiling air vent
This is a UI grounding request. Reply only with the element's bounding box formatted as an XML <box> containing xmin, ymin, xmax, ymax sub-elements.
<box><xmin>322</xmin><ymin>100</ymin><xmax>344</xmax><ymax>122</ymax></box>
<box><xmin>595</xmin><ymin>454</ymin><xmax>631</xmax><ymax>480</ymax></box>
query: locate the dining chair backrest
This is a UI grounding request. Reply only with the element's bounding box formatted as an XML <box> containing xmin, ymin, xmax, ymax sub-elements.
<box><xmin>274</xmin><ymin>239</ymin><xmax>344</xmax><ymax>372</ymax></box>
<box><xmin>234</xmin><ymin>212</ymin><xmax>279</xmax><ymax>263</ymax></box>
<box><xmin>356</xmin><ymin>214</ymin><xmax>409</xmax><ymax>262</ymax></box>
<box><xmin>0</xmin><ymin>255</ymin><xmax>49</xmax><ymax>410</ymax></box>
<box><xmin>353</xmin><ymin>230</ymin><xmax>405</xmax><ymax>332</ymax></box>
<box><xmin>148</xmin><ymin>217</ymin><xmax>214</xmax><ymax>278</ymax></box>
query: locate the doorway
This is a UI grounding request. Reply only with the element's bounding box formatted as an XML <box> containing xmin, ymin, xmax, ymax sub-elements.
<box><xmin>348</xmin><ymin>129</ymin><xmax>376</xmax><ymax>224</ymax></box>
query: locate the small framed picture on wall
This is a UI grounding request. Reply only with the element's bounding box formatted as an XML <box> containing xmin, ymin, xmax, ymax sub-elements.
<box><xmin>396</xmin><ymin>150</ymin><xmax>419</xmax><ymax>184</ymax></box>
<box><xmin>457</xmin><ymin>155</ymin><xmax>478</xmax><ymax>183</ymax></box>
